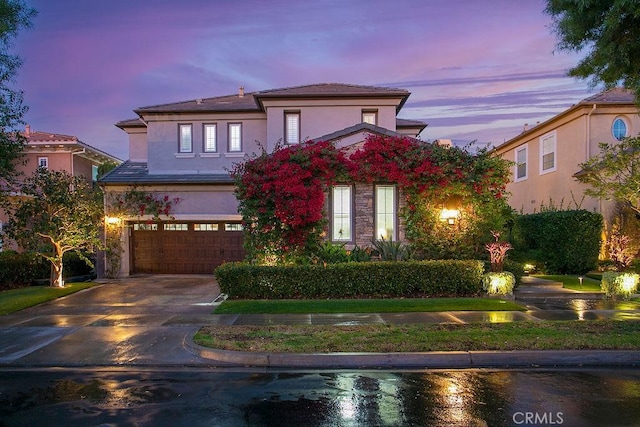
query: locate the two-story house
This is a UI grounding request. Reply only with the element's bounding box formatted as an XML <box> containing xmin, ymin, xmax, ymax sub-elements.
<box><xmin>493</xmin><ymin>88</ymin><xmax>639</xmax><ymax>222</ymax></box>
<box><xmin>0</xmin><ymin>126</ymin><xmax>121</xmax><ymax>251</ymax></box>
<box><xmin>100</xmin><ymin>83</ymin><xmax>426</xmax><ymax>275</ymax></box>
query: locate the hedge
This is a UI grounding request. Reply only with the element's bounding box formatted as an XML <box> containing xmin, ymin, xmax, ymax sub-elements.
<box><xmin>0</xmin><ymin>251</ymin><xmax>95</xmax><ymax>290</ymax></box>
<box><xmin>214</xmin><ymin>260</ymin><xmax>485</xmax><ymax>299</ymax></box>
<box><xmin>512</xmin><ymin>210</ymin><xmax>602</xmax><ymax>274</ymax></box>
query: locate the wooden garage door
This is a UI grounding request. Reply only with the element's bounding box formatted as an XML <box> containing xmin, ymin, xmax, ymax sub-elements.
<box><xmin>130</xmin><ymin>222</ymin><xmax>245</xmax><ymax>274</ymax></box>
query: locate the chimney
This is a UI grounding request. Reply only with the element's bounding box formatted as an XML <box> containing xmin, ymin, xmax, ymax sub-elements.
<box><xmin>25</xmin><ymin>124</ymin><xmax>30</xmax><ymax>137</ymax></box>
<box><xmin>523</xmin><ymin>123</ymin><xmax>529</xmax><ymax>132</ymax></box>
<box><xmin>238</xmin><ymin>86</ymin><xmax>244</xmax><ymax>97</ymax></box>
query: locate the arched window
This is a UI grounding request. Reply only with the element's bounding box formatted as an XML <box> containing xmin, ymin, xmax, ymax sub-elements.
<box><xmin>612</xmin><ymin>118</ymin><xmax>628</xmax><ymax>141</ymax></box>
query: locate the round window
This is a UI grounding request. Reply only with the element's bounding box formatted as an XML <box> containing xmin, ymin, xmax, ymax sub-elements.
<box><xmin>612</xmin><ymin>118</ymin><xmax>628</xmax><ymax>140</ymax></box>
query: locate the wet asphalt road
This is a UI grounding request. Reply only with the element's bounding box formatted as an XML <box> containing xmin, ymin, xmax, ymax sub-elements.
<box><xmin>1</xmin><ymin>367</ymin><xmax>640</xmax><ymax>426</ymax></box>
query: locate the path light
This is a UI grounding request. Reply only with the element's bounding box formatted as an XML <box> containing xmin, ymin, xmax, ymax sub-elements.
<box><xmin>578</xmin><ymin>276</ymin><xmax>584</xmax><ymax>289</ymax></box>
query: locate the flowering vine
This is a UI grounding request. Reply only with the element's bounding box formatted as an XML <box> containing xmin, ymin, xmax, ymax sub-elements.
<box><xmin>232</xmin><ymin>135</ymin><xmax>511</xmax><ymax>264</ymax></box>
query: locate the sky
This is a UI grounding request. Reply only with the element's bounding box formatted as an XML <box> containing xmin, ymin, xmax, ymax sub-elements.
<box><xmin>13</xmin><ymin>0</ymin><xmax>597</xmax><ymax>160</ymax></box>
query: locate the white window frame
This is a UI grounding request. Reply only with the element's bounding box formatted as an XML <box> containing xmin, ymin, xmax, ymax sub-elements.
<box><xmin>539</xmin><ymin>132</ymin><xmax>556</xmax><ymax>175</ymax></box>
<box><xmin>514</xmin><ymin>144</ymin><xmax>528</xmax><ymax>182</ymax></box>
<box><xmin>228</xmin><ymin>123</ymin><xmax>242</xmax><ymax>152</ymax></box>
<box><xmin>179</xmin><ymin>124</ymin><xmax>193</xmax><ymax>153</ymax></box>
<box><xmin>362</xmin><ymin>110</ymin><xmax>377</xmax><ymax>125</ymax></box>
<box><xmin>203</xmin><ymin>124</ymin><xmax>217</xmax><ymax>152</ymax></box>
<box><xmin>285</xmin><ymin>112</ymin><xmax>300</xmax><ymax>144</ymax></box>
<box><xmin>331</xmin><ymin>185</ymin><xmax>353</xmax><ymax>241</ymax></box>
<box><xmin>612</xmin><ymin>117</ymin><xmax>629</xmax><ymax>141</ymax></box>
<box><xmin>38</xmin><ymin>157</ymin><xmax>48</xmax><ymax>169</ymax></box>
<box><xmin>375</xmin><ymin>185</ymin><xmax>396</xmax><ymax>241</ymax></box>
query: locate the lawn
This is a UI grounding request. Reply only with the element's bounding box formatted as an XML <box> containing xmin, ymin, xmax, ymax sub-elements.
<box><xmin>0</xmin><ymin>282</ymin><xmax>97</xmax><ymax>315</ymax></box>
<box><xmin>195</xmin><ymin>320</ymin><xmax>640</xmax><ymax>353</ymax></box>
<box><xmin>534</xmin><ymin>274</ymin><xmax>602</xmax><ymax>291</ymax></box>
<box><xmin>214</xmin><ymin>297</ymin><xmax>526</xmax><ymax>314</ymax></box>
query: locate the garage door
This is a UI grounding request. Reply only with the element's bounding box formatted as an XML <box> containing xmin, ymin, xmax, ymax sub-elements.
<box><xmin>130</xmin><ymin>221</ymin><xmax>245</xmax><ymax>274</ymax></box>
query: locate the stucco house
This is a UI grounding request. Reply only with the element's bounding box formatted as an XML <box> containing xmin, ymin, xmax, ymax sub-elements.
<box><xmin>0</xmin><ymin>126</ymin><xmax>121</xmax><ymax>251</ymax></box>
<box><xmin>493</xmin><ymin>88</ymin><xmax>639</xmax><ymax>222</ymax></box>
<box><xmin>100</xmin><ymin>83</ymin><xmax>427</xmax><ymax>275</ymax></box>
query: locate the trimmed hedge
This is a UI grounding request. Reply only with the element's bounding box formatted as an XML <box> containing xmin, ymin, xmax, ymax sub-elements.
<box><xmin>512</xmin><ymin>210</ymin><xmax>602</xmax><ymax>274</ymax></box>
<box><xmin>215</xmin><ymin>260</ymin><xmax>485</xmax><ymax>299</ymax></box>
<box><xmin>0</xmin><ymin>251</ymin><xmax>49</xmax><ymax>290</ymax></box>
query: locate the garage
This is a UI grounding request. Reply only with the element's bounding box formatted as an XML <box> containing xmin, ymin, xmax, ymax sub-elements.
<box><xmin>130</xmin><ymin>221</ymin><xmax>245</xmax><ymax>274</ymax></box>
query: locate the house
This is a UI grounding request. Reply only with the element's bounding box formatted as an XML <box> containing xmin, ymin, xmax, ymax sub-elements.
<box><xmin>0</xmin><ymin>126</ymin><xmax>121</xmax><ymax>251</ymax></box>
<box><xmin>493</xmin><ymin>88</ymin><xmax>640</xmax><ymax>221</ymax></box>
<box><xmin>99</xmin><ymin>83</ymin><xmax>427</xmax><ymax>275</ymax></box>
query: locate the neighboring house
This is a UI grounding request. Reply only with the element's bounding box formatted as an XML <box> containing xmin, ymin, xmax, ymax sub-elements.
<box><xmin>0</xmin><ymin>125</ymin><xmax>122</xmax><ymax>250</ymax></box>
<box><xmin>100</xmin><ymin>83</ymin><xmax>427</xmax><ymax>275</ymax></box>
<box><xmin>493</xmin><ymin>88</ymin><xmax>640</xmax><ymax>221</ymax></box>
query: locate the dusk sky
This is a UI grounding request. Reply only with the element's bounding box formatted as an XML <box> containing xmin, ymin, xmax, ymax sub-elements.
<box><xmin>14</xmin><ymin>0</ymin><xmax>597</xmax><ymax>160</ymax></box>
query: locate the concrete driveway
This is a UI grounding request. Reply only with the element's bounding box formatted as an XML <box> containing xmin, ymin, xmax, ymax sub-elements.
<box><xmin>0</xmin><ymin>275</ymin><xmax>225</xmax><ymax>367</ymax></box>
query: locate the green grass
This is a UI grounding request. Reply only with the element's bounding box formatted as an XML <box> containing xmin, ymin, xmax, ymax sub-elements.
<box><xmin>195</xmin><ymin>320</ymin><xmax>640</xmax><ymax>353</ymax></box>
<box><xmin>534</xmin><ymin>274</ymin><xmax>602</xmax><ymax>291</ymax></box>
<box><xmin>214</xmin><ymin>297</ymin><xmax>526</xmax><ymax>314</ymax></box>
<box><xmin>0</xmin><ymin>282</ymin><xmax>97</xmax><ymax>315</ymax></box>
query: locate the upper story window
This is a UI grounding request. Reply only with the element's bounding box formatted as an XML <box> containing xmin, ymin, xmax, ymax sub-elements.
<box><xmin>179</xmin><ymin>124</ymin><xmax>192</xmax><ymax>153</ymax></box>
<box><xmin>515</xmin><ymin>145</ymin><xmax>528</xmax><ymax>182</ymax></box>
<box><xmin>285</xmin><ymin>112</ymin><xmax>300</xmax><ymax>144</ymax></box>
<box><xmin>612</xmin><ymin>117</ymin><xmax>628</xmax><ymax>141</ymax></box>
<box><xmin>362</xmin><ymin>110</ymin><xmax>377</xmax><ymax>125</ymax></box>
<box><xmin>376</xmin><ymin>185</ymin><xmax>396</xmax><ymax>241</ymax></box>
<box><xmin>204</xmin><ymin>124</ymin><xmax>217</xmax><ymax>152</ymax></box>
<box><xmin>92</xmin><ymin>165</ymin><xmax>99</xmax><ymax>181</ymax></box>
<box><xmin>38</xmin><ymin>157</ymin><xmax>48</xmax><ymax>169</ymax></box>
<box><xmin>540</xmin><ymin>132</ymin><xmax>556</xmax><ymax>174</ymax></box>
<box><xmin>331</xmin><ymin>185</ymin><xmax>352</xmax><ymax>241</ymax></box>
<box><xmin>228</xmin><ymin>123</ymin><xmax>242</xmax><ymax>152</ymax></box>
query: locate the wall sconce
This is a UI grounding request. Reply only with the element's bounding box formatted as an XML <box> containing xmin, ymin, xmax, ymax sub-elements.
<box><xmin>440</xmin><ymin>208</ymin><xmax>460</xmax><ymax>225</ymax></box>
<box><xmin>105</xmin><ymin>216</ymin><xmax>122</xmax><ymax>226</ymax></box>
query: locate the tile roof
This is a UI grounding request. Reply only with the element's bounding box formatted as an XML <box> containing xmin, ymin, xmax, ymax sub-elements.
<box><xmin>98</xmin><ymin>161</ymin><xmax>233</xmax><ymax>185</ymax></box>
<box><xmin>25</xmin><ymin>130</ymin><xmax>78</xmax><ymax>142</ymax></box>
<box><xmin>396</xmin><ymin>118</ymin><xmax>428</xmax><ymax>130</ymax></box>
<box><xmin>24</xmin><ymin>127</ymin><xmax>122</xmax><ymax>162</ymax></box>
<box><xmin>133</xmin><ymin>83</ymin><xmax>411</xmax><ymax>115</ymax></box>
<box><xmin>580</xmin><ymin>87</ymin><xmax>635</xmax><ymax>104</ymax></box>
<box><xmin>312</xmin><ymin>123</ymin><xmax>418</xmax><ymax>143</ymax></box>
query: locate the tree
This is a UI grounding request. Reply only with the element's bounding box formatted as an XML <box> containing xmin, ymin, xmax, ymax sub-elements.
<box><xmin>576</xmin><ymin>136</ymin><xmax>640</xmax><ymax>214</ymax></box>
<box><xmin>0</xmin><ymin>1</ymin><xmax>37</xmax><ymax>191</ymax></box>
<box><xmin>545</xmin><ymin>0</ymin><xmax>640</xmax><ymax>99</ymax></box>
<box><xmin>1</xmin><ymin>168</ymin><xmax>103</xmax><ymax>287</ymax></box>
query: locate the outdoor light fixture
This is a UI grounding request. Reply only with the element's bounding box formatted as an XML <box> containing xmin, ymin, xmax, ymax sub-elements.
<box><xmin>578</xmin><ymin>276</ymin><xmax>584</xmax><ymax>289</ymax></box>
<box><xmin>439</xmin><ymin>208</ymin><xmax>460</xmax><ymax>225</ymax></box>
<box><xmin>105</xmin><ymin>216</ymin><xmax>122</xmax><ymax>226</ymax></box>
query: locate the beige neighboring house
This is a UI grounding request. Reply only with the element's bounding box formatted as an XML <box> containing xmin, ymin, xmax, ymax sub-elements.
<box><xmin>0</xmin><ymin>125</ymin><xmax>121</xmax><ymax>250</ymax></box>
<box><xmin>493</xmin><ymin>88</ymin><xmax>639</xmax><ymax>222</ymax></box>
<box><xmin>100</xmin><ymin>83</ymin><xmax>427</xmax><ymax>276</ymax></box>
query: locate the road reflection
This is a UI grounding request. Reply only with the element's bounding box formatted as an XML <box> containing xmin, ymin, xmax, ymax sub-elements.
<box><xmin>1</xmin><ymin>368</ymin><xmax>640</xmax><ymax>426</ymax></box>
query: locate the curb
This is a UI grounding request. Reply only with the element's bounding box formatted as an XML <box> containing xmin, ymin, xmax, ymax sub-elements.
<box><xmin>185</xmin><ymin>339</ymin><xmax>640</xmax><ymax>369</ymax></box>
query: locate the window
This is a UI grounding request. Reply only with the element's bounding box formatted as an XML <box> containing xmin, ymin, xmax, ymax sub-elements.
<box><xmin>38</xmin><ymin>157</ymin><xmax>48</xmax><ymax>169</ymax></box>
<box><xmin>179</xmin><ymin>124</ymin><xmax>192</xmax><ymax>153</ymax></box>
<box><xmin>375</xmin><ymin>185</ymin><xmax>396</xmax><ymax>241</ymax></box>
<box><xmin>515</xmin><ymin>145</ymin><xmax>528</xmax><ymax>181</ymax></box>
<box><xmin>228</xmin><ymin>123</ymin><xmax>242</xmax><ymax>152</ymax></box>
<box><xmin>204</xmin><ymin>124</ymin><xmax>217</xmax><ymax>152</ymax></box>
<box><xmin>612</xmin><ymin>117</ymin><xmax>628</xmax><ymax>141</ymax></box>
<box><xmin>92</xmin><ymin>165</ymin><xmax>99</xmax><ymax>181</ymax></box>
<box><xmin>225</xmin><ymin>223</ymin><xmax>243</xmax><ymax>231</ymax></box>
<box><xmin>285</xmin><ymin>112</ymin><xmax>300</xmax><ymax>144</ymax></box>
<box><xmin>362</xmin><ymin>110</ymin><xmax>377</xmax><ymax>125</ymax></box>
<box><xmin>194</xmin><ymin>223</ymin><xmax>218</xmax><ymax>231</ymax></box>
<box><xmin>332</xmin><ymin>186</ymin><xmax>352</xmax><ymax>241</ymax></box>
<box><xmin>164</xmin><ymin>223</ymin><xmax>188</xmax><ymax>231</ymax></box>
<box><xmin>540</xmin><ymin>133</ymin><xmax>556</xmax><ymax>174</ymax></box>
<box><xmin>133</xmin><ymin>223</ymin><xmax>158</xmax><ymax>231</ymax></box>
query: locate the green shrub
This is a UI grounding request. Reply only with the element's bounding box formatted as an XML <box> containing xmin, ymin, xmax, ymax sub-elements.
<box><xmin>601</xmin><ymin>272</ymin><xmax>640</xmax><ymax>300</ymax></box>
<box><xmin>482</xmin><ymin>271</ymin><xmax>516</xmax><ymax>295</ymax></box>
<box><xmin>310</xmin><ymin>241</ymin><xmax>350</xmax><ymax>264</ymax></box>
<box><xmin>214</xmin><ymin>260</ymin><xmax>485</xmax><ymax>299</ymax></box>
<box><xmin>0</xmin><ymin>251</ymin><xmax>48</xmax><ymax>290</ymax></box>
<box><xmin>512</xmin><ymin>210</ymin><xmax>602</xmax><ymax>274</ymax></box>
<box><xmin>348</xmin><ymin>245</ymin><xmax>372</xmax><ymax>262</ymax></box>
<box><xmin>62</xmin><ymin>251</ymin><xmax>95</xmax><ymax>278</ymax></box>
<box><xmin>371</xmin><ymin>238</ymin><xmax>414</xmax><ymax>261</ymax></box>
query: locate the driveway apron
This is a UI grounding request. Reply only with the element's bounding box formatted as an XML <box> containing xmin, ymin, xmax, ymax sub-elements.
<box><xmin>0</xmin><ymin>275</ymin><xmax>224</xmax><ymax>366</ymax></box>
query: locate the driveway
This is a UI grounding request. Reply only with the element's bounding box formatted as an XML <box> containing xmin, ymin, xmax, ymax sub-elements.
<box><xmin>0</xmin><ymin>275</ymin><xmax>225</xmax><ymax>366</ymax></box>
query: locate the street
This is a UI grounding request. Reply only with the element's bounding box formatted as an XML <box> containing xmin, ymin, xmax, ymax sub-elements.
<box><xmin>1</xmin><ymin>367</ymin><xmax>639</xmax><ymax>426</ymax></box>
